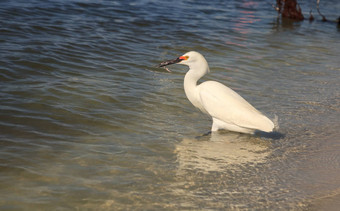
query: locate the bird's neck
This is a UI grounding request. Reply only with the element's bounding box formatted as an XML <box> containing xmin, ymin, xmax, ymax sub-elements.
<box><xmin>184</xmin><ymin>62</ymin><xmax>209</xmax><ymax>87</ymax></box>
<box><xmin>184</xmin><ymin>71</ymin><xmax>197</xmax><ymax>99</ymax></box>
<box><xmin>183</xmin><ymin>64</ymin><xmax>208</xmax><ymax>111</ymax></box>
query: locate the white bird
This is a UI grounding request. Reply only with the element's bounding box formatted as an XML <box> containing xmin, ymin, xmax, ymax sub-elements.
<box><xmin>158</xmin><ymin>51</ymin><xmax>274</xmax><ymax>134</ymax></box>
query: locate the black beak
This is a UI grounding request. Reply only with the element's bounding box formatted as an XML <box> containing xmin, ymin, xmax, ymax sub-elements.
<box><xmin>157</xmin><ymin>57</ymin><xmax>183</xmax><ymax>68</ymax></box>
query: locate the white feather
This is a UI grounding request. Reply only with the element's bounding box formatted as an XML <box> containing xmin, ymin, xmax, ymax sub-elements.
<box><xmin>199</xmin><ymin>81</ymin><xmax>274</xmax><ymax>133</ymax></box>
<box><xmin>178</xmin><ymin>51</ymin><xmax>274</xmax><ymax>134</ymax></box>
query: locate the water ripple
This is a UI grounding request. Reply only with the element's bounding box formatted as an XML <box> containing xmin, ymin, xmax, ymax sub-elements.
<box><xmin>1</xmin><ymin>0</ymin><xmax>340</xmax><ymax>209</ymax></box>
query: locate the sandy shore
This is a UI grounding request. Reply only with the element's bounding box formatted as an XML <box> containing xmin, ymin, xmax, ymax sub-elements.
<box><xmin>306</xmin><ymin>192</ymin><xmax>340</xmax><ymax>211</ymax></box>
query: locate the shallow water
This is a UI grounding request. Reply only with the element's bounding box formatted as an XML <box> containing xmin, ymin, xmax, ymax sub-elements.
<box><xmin>0</xmin><ymin>0</ymin><xmax>339</xmax><ymax>210</ymax></box>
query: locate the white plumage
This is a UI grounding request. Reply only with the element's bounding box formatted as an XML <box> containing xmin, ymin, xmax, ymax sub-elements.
<box><xmin>159</xmin><ymin>51</ymin><xmax>274</xmax><ymax>134</ymax></box>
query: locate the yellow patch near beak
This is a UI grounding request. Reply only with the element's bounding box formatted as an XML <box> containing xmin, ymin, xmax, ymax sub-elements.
<box><xmin>179</xmin><ymin>55</ymin><xmax>189</xmax><ymax>60</ymax></box>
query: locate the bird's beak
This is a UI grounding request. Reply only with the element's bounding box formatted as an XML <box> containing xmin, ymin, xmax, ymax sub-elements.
<box><xmin>157</xmin><ymin>57</ymin><xmax>184</xmax><ymax>68</ymax></box>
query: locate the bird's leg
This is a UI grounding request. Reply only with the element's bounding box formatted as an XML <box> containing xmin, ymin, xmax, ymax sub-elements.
<box><xmin>211</xmin><ymin>118</ymin><xmax>220</xmax><ymax>132</ymax></box>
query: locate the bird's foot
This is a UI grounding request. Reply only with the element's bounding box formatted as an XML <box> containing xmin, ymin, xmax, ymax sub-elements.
<box><xmin>195</xmin><ymin>131</ymin><xmax>212</xmax><ymax>140</ymax></box>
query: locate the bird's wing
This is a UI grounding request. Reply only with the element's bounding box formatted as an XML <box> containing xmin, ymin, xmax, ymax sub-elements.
<box><xmin>198</xmin><ymin>81</ymin><xmax>274</xmax><ymax>131</ymax></box>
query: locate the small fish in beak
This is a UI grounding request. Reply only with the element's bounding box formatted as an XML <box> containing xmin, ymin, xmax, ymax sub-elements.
<box><xmin>157</xmin><ymin>57</ymin><xmax>184</xmax><ymax>72</ymax></box>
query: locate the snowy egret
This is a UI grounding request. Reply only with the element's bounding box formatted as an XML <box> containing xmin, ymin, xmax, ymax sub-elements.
<box><xmin>158</xmin><ymin>51</ymin><xmax>274</xmax><ymax>134</ymax></box>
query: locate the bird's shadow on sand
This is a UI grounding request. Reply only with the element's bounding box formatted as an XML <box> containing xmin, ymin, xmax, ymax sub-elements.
<box><xmin>254</xmin><ymin>131</ymin><xmax>285</xmax><ymax>140</ymax></box>
<box><xmin>196</xmin><ymin>130</ymin><xmax>285</xmax><ymax>140</ymax></box>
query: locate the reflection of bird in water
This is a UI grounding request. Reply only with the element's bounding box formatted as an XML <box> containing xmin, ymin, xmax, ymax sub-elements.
<box><xmin>158</xmin><ymin>51</ymin><xmax>275</xmax><ymax>134</ymax></box>
<box><xmin>175</xmin><ymin>132</ymin><xmax>270</xmax><ymax>174</ymax></box>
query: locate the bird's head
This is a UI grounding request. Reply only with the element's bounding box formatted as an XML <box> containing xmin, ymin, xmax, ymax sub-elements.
<box><xmin>158</xmin><ymin>51</ymin><xmax>209</xmax><ymax>73</ymax></box>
